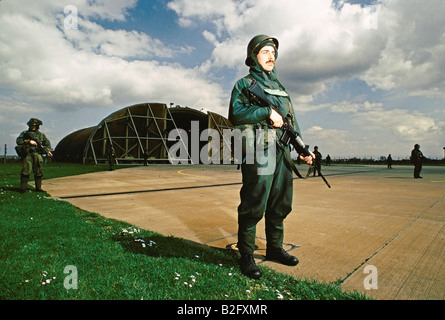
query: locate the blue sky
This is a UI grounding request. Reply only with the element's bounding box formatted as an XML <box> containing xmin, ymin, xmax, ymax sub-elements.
<box><xmin>1</xmin><ymin>0</ymin><xmax>445</xmax><ymax>159</ymax></box>
<box><xmin>99</xmin><ymin>1</ymin><xmax>211</xmax><ymax>62</ymax></box>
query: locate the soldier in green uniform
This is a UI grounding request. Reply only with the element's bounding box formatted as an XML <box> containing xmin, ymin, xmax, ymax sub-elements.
<box><xmin>410</xmin><ymin>144</ymin><xmax>424</xmax><ymax>178</ymax></box>
<box><xmin>229</xmin><ymin>35</ymin><xmax>314</xmax><ymax>279</ymax></box>
<box><xmin>312</xmin><ymin>146</ymin><xmax>322</xmax><ymax>176</ymax></box>
<box><xmin>16</xmin><ymin>118</ymin><xmax>53</xmax><ymax>193</ymax></box>
<box><xmin>106</xmin><ymin>145</ymin><xmax>116</xmax><ymax>171</ymax></box>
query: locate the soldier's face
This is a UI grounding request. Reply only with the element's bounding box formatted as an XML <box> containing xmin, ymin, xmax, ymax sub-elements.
<box><xmin>257</xmin><ymin>46</ymin><xmax>275</xmax><ymax>72</ymax></box>
<box><xmin>30</xmin><ymin>125</ymin><xmax>37</xmax><ymax>131</ymax></box>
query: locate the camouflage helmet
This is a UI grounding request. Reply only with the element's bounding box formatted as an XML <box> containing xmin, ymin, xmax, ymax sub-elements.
<box><xmin>245</xmin><ymin>34</ymin><xmax>279</xmax><ymax>66</ymax></box>
<box><xmin>27</xmin><ymin>118</ymin><xmax>43</xmax><ymax>127</ymax></box>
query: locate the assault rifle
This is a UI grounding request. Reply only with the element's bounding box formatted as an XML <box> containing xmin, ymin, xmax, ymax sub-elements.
<box><xmin>248</xmin><ymin>80</ymin><xmax>331</xmax><ymax>188</ymax></box>
<box><xmin>36</xmin><ymin>140</ymin><xmax>53</xmax><ymax>159</ymax></box>
<box><xmin>36</xmin><ymin>140</ymin><xmax>60</xmax><ymax>167</ymax></box>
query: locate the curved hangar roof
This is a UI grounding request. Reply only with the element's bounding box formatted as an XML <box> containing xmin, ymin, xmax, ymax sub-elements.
<box><xmin>54</xmin><ymin>103</ymin><xmax>233</xmax><ymax>164</ymax></box>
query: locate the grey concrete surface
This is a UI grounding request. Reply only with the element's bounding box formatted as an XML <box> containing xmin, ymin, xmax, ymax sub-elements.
<box><xmin>44</xmin><ymin>164</ymin><xmax>445</xmax><ymax>300</ymax></box>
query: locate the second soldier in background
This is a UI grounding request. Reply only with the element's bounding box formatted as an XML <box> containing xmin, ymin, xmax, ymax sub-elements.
<box><xmin>16</xmin><ymin>118</ymin><xmax>53</xmax><ymax>193</ymax></box>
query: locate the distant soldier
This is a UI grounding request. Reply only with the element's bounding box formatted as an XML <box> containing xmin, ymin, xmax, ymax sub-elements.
<box><xmin>16</xmin><ymin>118</ymin><xmax>52</xmax><ymax>193</ymax></box>
<box><xmin>387</xmin><ymin>154</ymin><xmax>393</xmax><ymax>169</ymax></box>
<box><xmin>312</xmin><ymin>146</ymin><xmax>322</xmax><ymax>176</ymax></box>
<box><xmin>325</xmin><ymin>154</ymin><xmax>331</xmax><ymax>166</ymax></box>
<box><xmin>143</xmin><ymin>151</ymin><xmax>148</xmax><ymax>166</ymax></box>
<box><xmin>410</xmin><ymin>144</ymin><xmax>423</xmax><ymax>178</ymax></box>
<box><xmin>107</xmin><ymin>145</ymin><xmax>116</xmax><ymax>171</ymax></box>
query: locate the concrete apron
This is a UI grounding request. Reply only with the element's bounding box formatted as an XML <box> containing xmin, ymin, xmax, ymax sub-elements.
<box><xmin>43</xmin><ymin>164</ymin><xmax>445</xmax><ymax>300</ymax></box>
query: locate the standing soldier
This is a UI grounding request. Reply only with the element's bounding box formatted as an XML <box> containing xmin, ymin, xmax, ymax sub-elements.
<box><xmin>107</xmin><ymin>144</ymin><xmax>116</xmax><ymax>171</ymax></box>
<box><xmin>312</xmin><ymin>146</ymin><xmax>322</xmax><ymax>176</ymax></box>
<box><xmin>143</xmin><ymin>151</ymin><xmax>149</xmax><ymax>166</ymax></box>
<box><xmin>387</xmin><ymin>154</ymin><xmax>393</xmax><ymax>169</ymax></box>
<box><xmin>325</xmin><ymin>154</ymin><xmax>331</xmax><ymax>166</ymax></box>
<box><xmin>410</xmin><ymin>144</ymin><xmax>423</xmax><ymax>178</ymax></box>
<box><xmin>16</xmin><ymin>118</ymin><xmax>52</xmax><ymax>193</ymax></box>
<box><xmin>229</xmin><ymin>34</ymin><xmax>314</xmax><ymax>279</ymax></box>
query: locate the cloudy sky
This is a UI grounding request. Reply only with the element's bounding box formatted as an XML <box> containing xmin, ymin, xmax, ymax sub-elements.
<box><xmin>1</xmin><ymin>0</ymin><xmax>444</xmax><ymax>160</ymax></box>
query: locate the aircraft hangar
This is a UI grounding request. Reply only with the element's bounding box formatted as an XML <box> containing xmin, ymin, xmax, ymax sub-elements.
<box><xmin>53</xmin><ymin>103</ymin><xmax>233</xmax><ymax>165</ymax></box>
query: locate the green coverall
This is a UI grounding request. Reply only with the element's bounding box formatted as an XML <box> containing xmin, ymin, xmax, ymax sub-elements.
<box><xmin>229</xmin><ymin>63</ymin><xmax>302</xmax><ymax>255</ymax></box>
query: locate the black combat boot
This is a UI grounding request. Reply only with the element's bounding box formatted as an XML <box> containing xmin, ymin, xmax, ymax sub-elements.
<box><xmin>20</xmin><ymin>175</ymin><xmax>29</xmax><ymax>193</ymax></box>
<box><xmin>34</xmin><ymin>176</ymin><xmax>45</xmax><ymax>192</ymax></box>
<box><xmin>239</xmin><ymin>254</ymin><xmax>262</xmax><ymax>279</ymax></box>
<box><xmin>266</xmin><ymin>247</ymin><xmax>299</xmax><ymax>266</ymax></box>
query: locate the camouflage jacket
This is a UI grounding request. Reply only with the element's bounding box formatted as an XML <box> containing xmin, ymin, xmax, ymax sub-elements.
<box><xmin>16</xmin><ymin>130</ymin><xmax>52</xmax><ymax>156</ymax></box>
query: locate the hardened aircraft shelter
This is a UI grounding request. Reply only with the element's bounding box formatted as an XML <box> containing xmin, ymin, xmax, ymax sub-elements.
<box><xmin>54</xmin><ymin>103</ymin><xmax>234</xmax><ymax>165</ymax></box>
